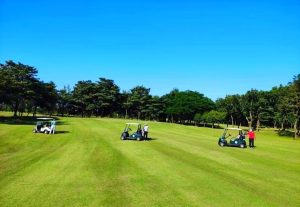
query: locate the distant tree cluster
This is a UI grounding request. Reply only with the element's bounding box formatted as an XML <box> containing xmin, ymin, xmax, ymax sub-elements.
<box><xmin>0</xmin><ymin>61</ymin><xmax>57</xmax><ymax>117</ymax></box>
<box><xmin>0</xmin><ymin>60</ymin><xmax>299</xmax><ymax>138</ymax></box>
<box><xmin>214</xmin><ymin>76</ymin><xmax>300</xmax><ymax>138</ymax></box>
<box><xmin>0</xmin><ymin>61</ymin><xmax>213</xmax><ymax>123</ymax></box>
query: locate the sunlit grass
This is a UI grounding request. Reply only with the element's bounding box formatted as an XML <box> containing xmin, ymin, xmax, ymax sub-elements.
<box><xmin>0</xmin><ymin>113</ymin><xmax>299</xmax><ymax>206</ymax></box>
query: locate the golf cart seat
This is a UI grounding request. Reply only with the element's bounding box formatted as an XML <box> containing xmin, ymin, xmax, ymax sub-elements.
<box><xmin>37</xmin><ymin>124</ymin><xmax>42</xmax><ymax>131</ymax></box>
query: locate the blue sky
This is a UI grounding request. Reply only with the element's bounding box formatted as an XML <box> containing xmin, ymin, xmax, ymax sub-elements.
<box><xmin>0</xmin><ymin>0</ymin><xmax>299</xmax><ymax>100</ymax></box>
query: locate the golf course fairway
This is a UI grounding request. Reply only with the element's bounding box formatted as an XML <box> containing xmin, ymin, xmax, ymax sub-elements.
<box><xmin>0</xmin><ymin>116</ymin><xmax>299</xmax><ymax>207</ymax></box>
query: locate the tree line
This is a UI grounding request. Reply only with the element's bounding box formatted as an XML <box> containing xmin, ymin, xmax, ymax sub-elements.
<box><xmin>0</xmin><ymin>60</ymin><xmax>299</xmax><ymax>138</ymax></box>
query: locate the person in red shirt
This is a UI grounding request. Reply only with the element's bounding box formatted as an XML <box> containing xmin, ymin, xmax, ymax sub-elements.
<box><xmin>248</xmin><ymin>128</ymin><xmax>256</xmax><ymax>148</ymax></box>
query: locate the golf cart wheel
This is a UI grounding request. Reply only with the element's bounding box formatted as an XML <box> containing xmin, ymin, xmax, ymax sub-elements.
<box><xmin>137</xmin><ymin>137</ymin><xmax>141</xmax><ymax>141</ymax></box>
<box><xmin>219</xmin><ymin>142</ymin><xmax>225</xmax><ymax>147</ymax></box>
<box><xmin>240</xmin><ymin>144</ymin><xmax>245</xmax><ymax>148</ymax></box>
<box><xmin>121</xmin><ymin>136</ymin><xmax>125</xmax><ymax>140</ymax></box>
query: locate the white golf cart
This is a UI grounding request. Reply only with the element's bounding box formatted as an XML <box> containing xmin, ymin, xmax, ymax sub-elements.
<box><xmin>33</xmin><ymin>118</ymin><xmax>52</xmax><ymax>134</ymax></box>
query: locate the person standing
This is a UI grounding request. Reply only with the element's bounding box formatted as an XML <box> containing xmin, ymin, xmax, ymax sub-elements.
<box><xmin>143</xmin><ymin>124</ymin><xmax>149</xmax><ymax>139</ymax></box>
<box><xmin>50</xmin><ymin>119</ymin><xmax>56</xmax><ymax>134</ymax></box>
<box><xmin>248</xmin><ymin>128</ymin><xmax>256</xmax><ymax>148</ymax></box>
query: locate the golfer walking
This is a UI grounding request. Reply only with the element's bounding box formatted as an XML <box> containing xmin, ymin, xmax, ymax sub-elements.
<box><xmin>248</xmin><ymin>128</ymin><xmax>256</xmax><ymax>148</ymax></box>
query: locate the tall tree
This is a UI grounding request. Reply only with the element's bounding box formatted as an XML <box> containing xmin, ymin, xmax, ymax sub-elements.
<box><xmin>290</xmin><ymin>74</ymin><xmax>300</xmax><ymax>138</ymax></box>
<box><xmin>72</xmin><ymin>80</ymin><xmax>97</xmax><ymax>117</ymax></box>
<box><xmin>95</xmin><ymin>78</ymin><xmax>120</xmax><ymax>117</ymax></box>
<box><xmin>128</xmin><ymin>86</ymin><xmax>151</xmax><ymax>120</ymax></box>
<box><xmin>163</xmin><ymin>90</ymin><xmax>215</xmax><ymax>123</ymax></box>
<box><xmin>241</xmin><ymin>89</ymin><xmax>260</xmax><ymax>129</ymax></box>
<box><xmin>40</xmin><ymin>81</ymin><xmax>58</xmax><ymax>115</ymax></box>
<box><xmin>258</xmin><ymin>90</ymin><xmax>278</xmax><ymax>128</ymax></box>
<box><xmin>0</xmin><ymin>60</ymin><xmax>40</xmax><ymax>117</ymax></box>
<box><xmin>216</xmin><ymin>95</ymin><xmax>243</xmax><ymax>127</ymax></box>
<box><xmin>272</xmin><ymin>85</ymin><xmax>293</xmax><ymax>131</ymax></box>
<box><xmin>161</xmin><ymin>89</ymin><xmax>179</xmax><ymax>123</ymax></box>
<box><xmin>120</xmin><ymin>91</ymin><xmax>131</xmax><ymax>119</ymax></box>
<box><xmin>30</xmin><ymin>81</ymin><xmax>58</xmax><ymax>116</ymax></box>
<box><xmin>202</xmin><ymin>110</ymin><xmax>226</xmax><ymax>128</ymax></box>
<box><xmin>143</xmin><ymin>96</ymin><xmax>165</xmax><ymax>121</ymax></box>
<box><xmin>57</xmin><ymin>86</ymin><xmax>73</xmax><ymax>117</ymax></box>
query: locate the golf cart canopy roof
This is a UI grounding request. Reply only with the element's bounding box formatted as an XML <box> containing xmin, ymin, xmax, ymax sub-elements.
<box><xmin>126</xmin><ymin>123</ymin><xmax>141</xmax><ymax>125</ymax></box>
<box><xmin>37</xmin><ymin>118</ymin><xmax>53</xmax><ymax>120</ymax></box>
<box><xmin>226</xmin><ymin>128</ymin><xmax>243</xmax><ymax>131</ymax></box>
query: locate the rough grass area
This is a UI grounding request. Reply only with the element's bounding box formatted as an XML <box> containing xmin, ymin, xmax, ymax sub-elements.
<box><xmin>0</xmin><ymin>114</ymin><xmax>299</xmax><ymax>207</ymax></box>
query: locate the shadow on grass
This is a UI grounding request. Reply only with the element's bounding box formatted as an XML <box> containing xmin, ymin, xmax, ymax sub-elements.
<box><xmin>54</xmin><ymin>130</ymin><xmax>70</xmax><ymax>134</ymax></box>
<box><xmin>276</xmin><ymin>130</ymin><xmax>295</xmax><ymax>137</ymax></box>
<box><xmin>0</xmin><ymin>116</ymin><xmax>36</xmax><ymax>125</ymax></box>
<box><xmin>144</xmin><ymin>137</ymin><xmax>158</xmax><ymax>141</ymax></box>
<box><xmin>33</xmin><ymin>130</ymin><xmax>70</xmax><ymax>135</ymax></box>
<box><xmin>194</xmin><ymin>124</ymin><xmax>224</xmax><ymax>129</ymax></box>
<box><xmin>122</xmin><ymin>137</ymin><xmax>158</xmax><ymax>142</ymax></box>
<box><xmin>0</xmin><ymin>116</ymin><xmax>67</xmax><ymax>126</ymax></box>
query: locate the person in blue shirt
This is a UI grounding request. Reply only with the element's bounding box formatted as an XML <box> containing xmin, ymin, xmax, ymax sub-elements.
<box><xmin>50</xmin><ymin>119</ymin><xmax>56</xmax><ymax>134</ymax></box>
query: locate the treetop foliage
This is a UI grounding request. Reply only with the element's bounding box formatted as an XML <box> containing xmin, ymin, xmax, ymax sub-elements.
<box><xmin>0</xmin><ymin>60</ymin><xmax>299</xmax><ymax>137</ymax></box>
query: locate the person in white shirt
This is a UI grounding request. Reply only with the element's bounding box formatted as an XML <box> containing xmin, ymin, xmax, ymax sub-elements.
<box><xmin>50</xmin><ymin>119</ymin><xmax>56</xmax><ymax>134</ymax></box>
<box><xmin>143</xmin><ymin>124</ymin><xmax>149</xmax><ymax>139</ymax></box>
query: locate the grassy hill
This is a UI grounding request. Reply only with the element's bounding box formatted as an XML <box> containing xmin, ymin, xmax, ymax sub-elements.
<box><xmin>0</xmin><ymin>115</ymin><xmax>299</xmax><ymax>207</ymax></box>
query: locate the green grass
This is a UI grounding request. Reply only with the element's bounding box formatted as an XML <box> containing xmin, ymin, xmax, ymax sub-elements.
<box><xmin>0</xmin><ymin>114</ymin><xmax>300</xmax><ymax>207</ymax></box>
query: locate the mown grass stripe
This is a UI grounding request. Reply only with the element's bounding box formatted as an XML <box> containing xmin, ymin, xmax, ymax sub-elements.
<box><xmin>1</xmin><ymin>116</ymin><xmax>299</xmax><ymax>207</ymax></box>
